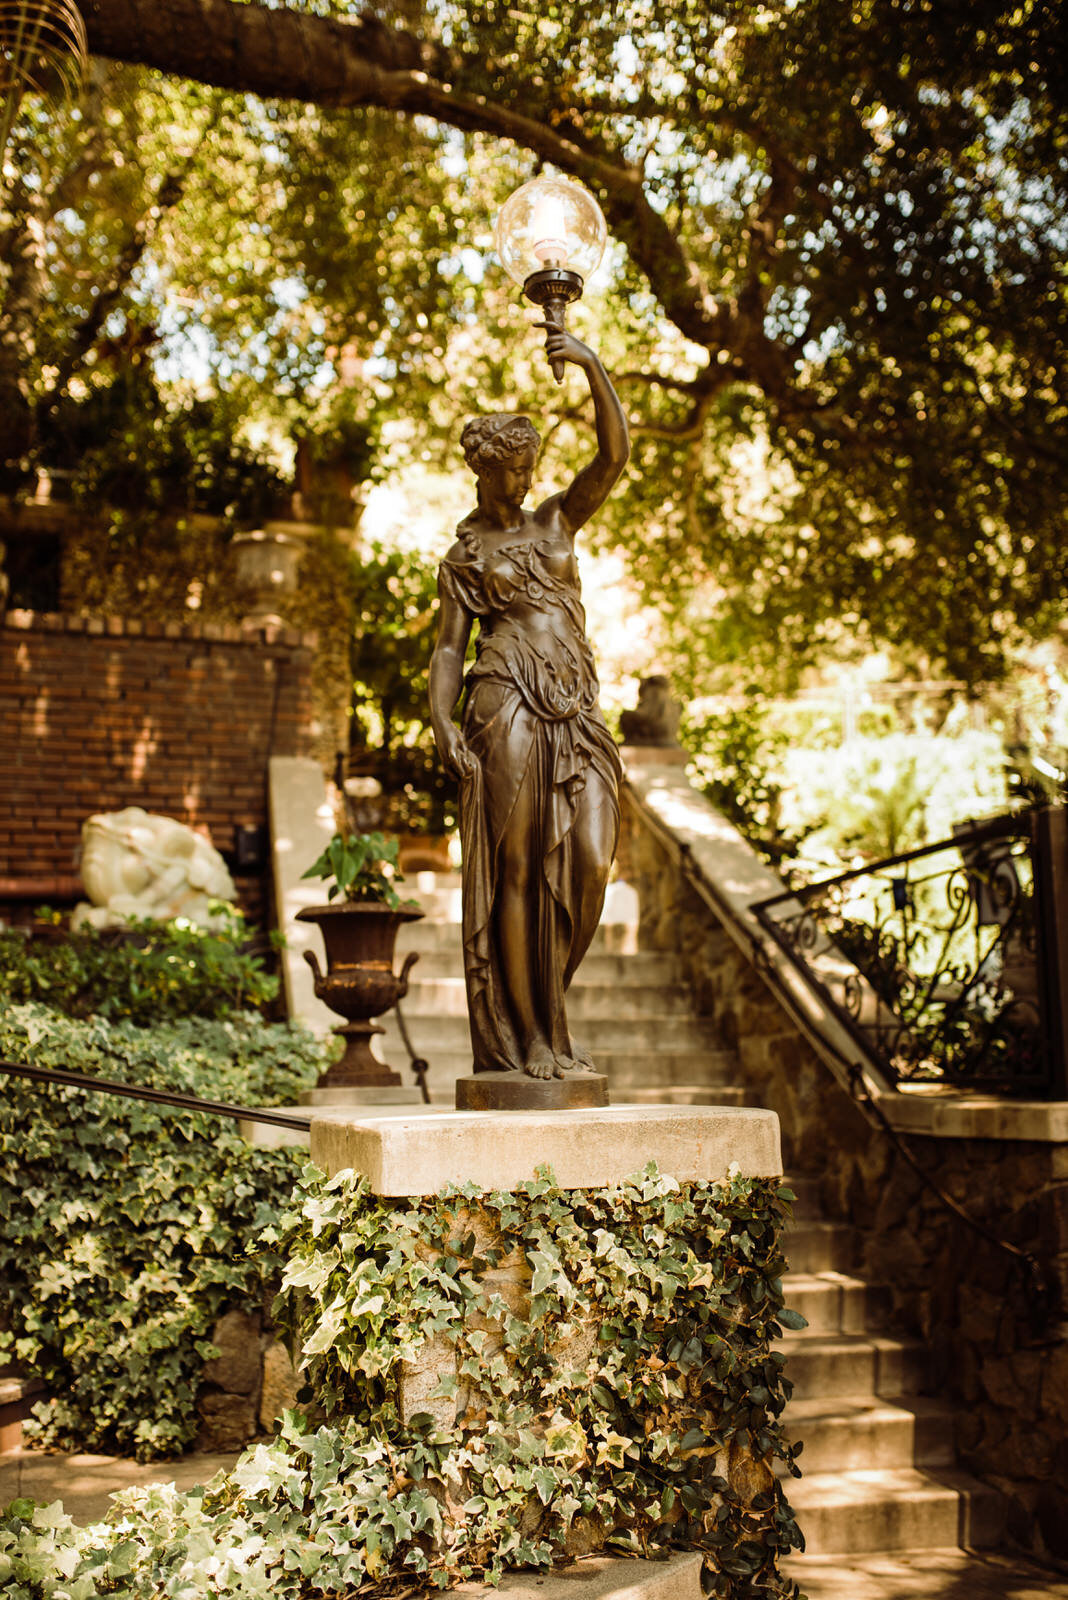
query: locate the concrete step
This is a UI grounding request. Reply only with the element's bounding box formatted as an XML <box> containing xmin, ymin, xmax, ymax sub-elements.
<box><xmin>780</xmin><ymin>1173</ymin><xmax>834</xmax><ymax>1221</ymax></box>
<box><xmin>408</xmin><ymin>950</ymin><xmax>684</xmax><ymax>986</ymax></box>
<box><xmin>783</xmin><ymin>1272</ymin><xmax>889</xmax><ymax>1336</ymax></box>
<box><xmin>603</xmin><ymin>1050</ymin><xmax>739</xmax><ymax>1086</ymax></box>
<box><xmin>781</xmin><ymin>1548</ymin><xmax>1068</xmax><ymax>1600</ymax></box>
<box><xmin>396</xmin><ymin>920</ymin><xmax>638</xmax><ymax>957</ymax></box>
<box><xmin>376</xmin><ymin>1012</ymin><xmax>723</xmax><ymax>1054</ymax></box>
<box><xmin>778</xmin><ymin>1332</ymin><xmax>927</xmax><ymax>1403</ymax></box>
<box><xmin>0</xmin><ymin>1372</ymin><xmax>46</xmax><ymax>1454</ymax></box>
<box><xmin>376</xmin><ymin>1039</ymin><xmax>741</xmax><ymax>1098</ymax></box>
<box><xmin>784</xmin><ymin>1220</ymin><xmax>858</xmax><ymax>1275</ymax></box>
<box><xmin>785</xmin><ymin>1466</ymin><xmax>1004</xmax><ymax>1556</ymax></box>
<box><xmin>784</xmin><ymin>1395</ymin><xmax>957</xmax><ymax>1474</ymax></box>
<box><xmin>395</xmin><ymin>977</ymin><xmax>698</xmax><ymax>1021</ymax></box>
<box><xmin>612</xmin><ymin>1085</ymin><xmax>749</xmax><ymax>1106</ymax></box>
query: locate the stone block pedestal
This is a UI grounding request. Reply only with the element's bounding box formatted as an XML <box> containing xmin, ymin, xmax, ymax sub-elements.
<box><xmin>300</xmin><ymin>1103</ymin><xmax>785</xmax><ymax>1592</ymax></box>
<box><xmin>309</xmin><ymin>1102</ymin><xmax>782</xmax><ymax>1193</ymax></box>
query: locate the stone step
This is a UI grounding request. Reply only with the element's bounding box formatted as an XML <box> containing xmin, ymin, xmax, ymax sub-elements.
<box><xmin>376</xmin><ymin>1040</ymin><xmax>740</xmax><ymax>1098</ymax></box>
<box><xmin>376</xmin><ymin>1012</ymin><xmax>723</xmax><ymax>1054</ymax></box>
<box><xmin>784</xmin><ymin>1395</ymin><xmax>957</xmax><ymax>1474</ymax></box>
<box><xmin>782</xmin><ymin>1272</ymin><xmax>889</xmax><ymax>1336</ymax></box>
<box><xmin>784</xmin><ymin>1220</ymin><xmax>858</xmax><ymax>1275</ymax></box>
<box><xmin>409</xmin><ymin>950</ymin><xmax>684</xmax><ymax>986</ymax></box>
<box><xmin>396</xmin><ymin>920</ymin><xmax>638</xmax><ymax>956</ymax></box>
<box><xmin>781</xmin><ymin>1548</ymin><xmax>1068</xmax><ymax>1600</ymax></box>
<box><xmin>604</xmin><ymin>1050</ymin><xmax>739</xmax><ymax>1086</ymax></box>
<box><xmin>777</xmin><ymin>1333</ymin><xmax>927</xmax><ymax>1403</ymax></box>
<box><xmin>612</xmin><ymin>1085</ymin><xmax>749</xmax><ymax>1107</ymax></box>
<box><xmin>785</xmin><ymin>1466</ymin><xmax>1004</xmax><ymax>1556</ymax></box>
<box><xmin>0</xmin><ymin>1371</ymin><xmax>46</xmax><ymax>1454</ymax></box>
<box><xmin>780</xmin><ymin>1173</ymin><xmax>834</xmax><ymax>1221</ymax></box>
<box><xmin>395</xmin><ymin>977</ymin><xmax>698</xmax><ymax>1020</ymax></box>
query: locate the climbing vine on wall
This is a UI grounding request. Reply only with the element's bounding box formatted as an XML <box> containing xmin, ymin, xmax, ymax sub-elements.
<box><xmin>0</xmin><ymin>1160</ymin><xmax>805</xmax><ymax>1598</ymax></box>
<box><xmin>0</xmin><ymin>1004</ymin><xmax>320</xmax><ymax>1458</ymax></box>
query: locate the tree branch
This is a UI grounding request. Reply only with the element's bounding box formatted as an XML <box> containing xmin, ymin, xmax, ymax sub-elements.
<box><xmin>81</xmin><ymin>0</ymin><xmax>728</xmax><ymax>350</ymax></box>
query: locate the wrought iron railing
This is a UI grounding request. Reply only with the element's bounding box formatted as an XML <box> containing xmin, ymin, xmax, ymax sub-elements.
<box><xmin>751</xmin><ymin>808</ymin><xmax>1068</xmax><ymax>1098</ymax></box>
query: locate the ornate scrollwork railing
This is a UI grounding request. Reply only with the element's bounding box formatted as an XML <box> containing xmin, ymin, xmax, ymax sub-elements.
<box><xmin>751</xmin><ymin>812</ymin><xmax>1065</xmax><ymax>1096</ymax></box>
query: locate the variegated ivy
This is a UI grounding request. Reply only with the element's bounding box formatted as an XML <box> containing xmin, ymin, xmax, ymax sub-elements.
<box><xmin>0</xmin><ymin>1161</ymin><xmax>806</xmax><ymax>1599</ymax></box>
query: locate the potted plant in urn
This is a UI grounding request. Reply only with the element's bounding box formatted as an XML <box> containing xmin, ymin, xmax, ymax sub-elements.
<box><xmin>296</xmin><ymin>832</ymin><xmax>424</xmax><ymax>1089</ymax></box>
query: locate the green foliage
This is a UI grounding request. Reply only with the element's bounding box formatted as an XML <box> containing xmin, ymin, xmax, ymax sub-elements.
<box><xmin>780</xmin><ymin>730</ymin><xmax>1010</xmax><ymax>870</ymax></box>
<box><xmin>683</xmin><ymin>698</ymin><xmax>812</xmax><ymax>869</ymax></box>
<box><xmin>345</xmin><ymin>542</ymin><xmax>459</xmax><ymax>835</ymax></box>
<box><xmin>348</xmin><ymin>542</ymin><xmax>439</xmax><ymax>754</ymax></box>
<box><xmin>268</xmin><ymin>1162</ymin><xmax>804</xmax><ymax>1595</ymax></box>
<box><xmin>686</xmin><ymin>700</ymin><xmax>1009</xmax><ymax>875</ymax></box>
<box><xmin>0</xmin><ymin>1161</ymin><xmax>804</xmax><ymax>1597</ymax></box>
<box><xmin>42</xmin><ymin>371</ymin><xmax>286</xmax><ymax>523</ymax></box>
<box><xmin>0</xmin><ymin>914</ymin><xmax>278</xmax><ymax>1025</ymax></box>
<box><xmin>0</xmin><ymin>1003</ymin><xmax>323</xmax><ymax>1458</ymax></box>
<box><xmin>300</xmin><ymin>831</ymin><xmax>413</xmax><ymax>909</ymax></box>
<box><xmin>4</xmin><ymin>4</ymin><xmax>1066</xmax><ymax>684</ymax></box>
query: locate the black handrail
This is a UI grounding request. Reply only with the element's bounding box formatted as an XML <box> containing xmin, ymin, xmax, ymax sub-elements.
<box><xmin>0</xmin><ymin>1058</ymin><xmax>312</xmax><ymax>1131</ymax></box>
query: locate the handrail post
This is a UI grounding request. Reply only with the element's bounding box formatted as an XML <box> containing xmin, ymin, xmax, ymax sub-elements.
<box><xmin>1031</xmin><ymin>805</ymin><xmax>1068</xmax><ymax>1099</ymax></box>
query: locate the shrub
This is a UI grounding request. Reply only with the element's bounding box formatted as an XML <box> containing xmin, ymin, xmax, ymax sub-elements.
<box><xmin>0</xmin><ymin>913</ymin><xmax>278</xmax><ymax>1025</ymax></box>
<box><xmin>683</xmin><ymin>699</ymin><xmax>812</xmax><ymax>868</ymax></box>
<box><xmin>0</xmin><ymin>1163</ymin><xmax>804</xmax><ymax>1598</ymax></box>
<box><xmin>685</xmin><ymin>699</ymin><xmax>1010</xmax><ymax>876</ymax></box>
<box><xmin>0</xmin><ymin>1004</ymin><xmax>324</xmax><ymax>1458</ymax></box>
<box><xmin>779</xmin><ymin>729</ymin><xmax>1010</xmax><ymax>870</ymax></box>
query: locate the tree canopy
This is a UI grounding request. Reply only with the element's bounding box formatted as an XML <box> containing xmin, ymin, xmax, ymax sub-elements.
<box><xmin>3</xmin><ymin>0</ymin><xmax>1066</xmax><ymax>687</ymax></box>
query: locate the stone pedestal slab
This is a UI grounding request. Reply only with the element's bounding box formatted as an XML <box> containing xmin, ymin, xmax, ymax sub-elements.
<box><xmin>309</xmin><ymin>1102</ymin><xmax>782</xmax><ymax>1194</ymax></box>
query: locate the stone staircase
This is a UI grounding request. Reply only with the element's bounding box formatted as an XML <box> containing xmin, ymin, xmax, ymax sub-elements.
<box><xmin>780</xmin><ymin>1186</ymin><xmax>1004</xmax><ymax>1573</ymax></box>
<box><xmin>385</xmin><ymin>873</ymin><xmax>1007</xmax><ymax>1575</ymax></box>
<box><xmin>387</xmin><ymin>871</ymin><xmax>743</xmax><ymax>1107</ymax></box>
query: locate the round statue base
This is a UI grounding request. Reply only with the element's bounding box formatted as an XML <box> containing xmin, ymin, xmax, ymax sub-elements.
<box><xmin>455</xmin><ymin>1071</ymin><xmax>608</xmax><ymax>1112</ymax></box>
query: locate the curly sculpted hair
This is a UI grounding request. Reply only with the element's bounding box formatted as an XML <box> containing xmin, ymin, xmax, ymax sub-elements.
<box><xmin>460</xmin><ymin>414</ymin><xmax>542</xmax><ymax>473</ymax></box>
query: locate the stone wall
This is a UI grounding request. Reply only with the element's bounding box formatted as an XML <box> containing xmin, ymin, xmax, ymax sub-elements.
<box><xmin>196</xmin><ymin>1308</ymin><xmax>304</xmax><ymax>1453</ymax></box>
<box><xmin>619</xmin><ymin>787</ymin><xmax>1068</xmax><ymax>1558</ymax></box>
<box><xmin>0</xmin><ymin>610</ymin><xmax>316</xmax><ymax>924</ymax></box>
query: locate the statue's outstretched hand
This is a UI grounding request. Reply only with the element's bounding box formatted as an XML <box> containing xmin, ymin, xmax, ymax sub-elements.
<box><xmin>536</xmin><ymin>322</ymin><xmax>594</xmax><ymax>371</ymax></box>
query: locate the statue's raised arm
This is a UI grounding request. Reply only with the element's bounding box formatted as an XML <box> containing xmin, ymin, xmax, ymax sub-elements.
<box><xmin>537</xmin><ymin>322</ymin><xmax>630</xmax><ymax>535</ymax></box>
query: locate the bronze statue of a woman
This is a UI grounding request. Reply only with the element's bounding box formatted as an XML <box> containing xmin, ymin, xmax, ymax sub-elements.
<box><xmin>430</xmin><ymin>324</ymin><xmax>629</xmax><ymax>1107</ymax></box>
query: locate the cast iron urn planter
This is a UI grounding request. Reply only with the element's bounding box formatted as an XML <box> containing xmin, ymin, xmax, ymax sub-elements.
<box><xmin>296</xmin><ymin>901</ymin><xmax>424</xmax><ymax>1089</ymax></box>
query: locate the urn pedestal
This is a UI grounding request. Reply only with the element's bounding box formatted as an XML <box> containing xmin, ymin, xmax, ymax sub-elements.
<box><xmin>295</xmin><ymin>902</ymin><xmax>424</xmax><ymax>1089</ymax></box>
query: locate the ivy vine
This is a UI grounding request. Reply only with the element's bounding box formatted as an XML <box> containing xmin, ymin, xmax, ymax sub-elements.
<box><xmin>0</xmin><ymin>1004</ymin><xmax>321</xmax><ymax>1458</ymax></box>
<box><xmin>0</xmin><ymin>1158</ymin><xmax>804</xmax><ymax>1598</ymax></box>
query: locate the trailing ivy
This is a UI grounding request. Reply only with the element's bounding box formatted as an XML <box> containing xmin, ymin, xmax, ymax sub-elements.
<box><xmin>0</xmin><ymin>1160</ymin><xmax>804</xmax><ymax>1598</ymax></box>
<box><xmin>0</xmin><ymin>913</ymin><xmax>279</xmax><ymax>1025</ymax></box>
<box><xmin>0</xmin><ymin>1004</ymin><xmax>323</xmax><ymax>1458</ymax></box>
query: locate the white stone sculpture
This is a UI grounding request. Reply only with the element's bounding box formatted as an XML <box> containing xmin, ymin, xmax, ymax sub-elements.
<box><xmin>72</xmin><ymin>807</ymin><xmax>235</xmax><ymax>930</ymax></box>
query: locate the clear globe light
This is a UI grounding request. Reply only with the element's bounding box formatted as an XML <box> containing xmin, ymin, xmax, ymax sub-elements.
<box><xmin>494</xmin><ymin>175</ymin><xmax>608</xmax><ymax>288</ymax></box>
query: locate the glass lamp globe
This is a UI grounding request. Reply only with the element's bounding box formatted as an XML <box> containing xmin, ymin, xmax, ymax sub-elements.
<box><xmin>494</xmin><ymin>175</ymin><xmax>607</xmax><ymax>289</ymax></box>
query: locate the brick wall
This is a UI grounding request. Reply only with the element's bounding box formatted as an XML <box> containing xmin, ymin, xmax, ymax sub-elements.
<box><xmin>0</xmin><ymin>611</ymin><xmax>317</xmax><ymax>923</ymax></box>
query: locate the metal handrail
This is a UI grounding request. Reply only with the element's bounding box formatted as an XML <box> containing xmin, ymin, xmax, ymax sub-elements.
<box><xmin>748</xmin><ymin>809</ymin><xmax>1059</xmax><ymax>1096</ymax></box>
<box><xmin>0</xmin><ymin>1058</ymin><xmax>312</xmax><ymax>1131</ymax></box>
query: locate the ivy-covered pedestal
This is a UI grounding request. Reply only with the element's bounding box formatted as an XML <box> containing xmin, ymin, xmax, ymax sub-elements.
<box><xmin>274</xmin><ymin>1104</ymin><xmax>805</xmax><ymax>1598</ymax></box>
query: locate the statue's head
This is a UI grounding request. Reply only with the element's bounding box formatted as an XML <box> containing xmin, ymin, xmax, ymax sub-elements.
<box><xmin>461</xmin><ymin>414</ymin><xmax>541</xmax><ymax>475</ymax></box>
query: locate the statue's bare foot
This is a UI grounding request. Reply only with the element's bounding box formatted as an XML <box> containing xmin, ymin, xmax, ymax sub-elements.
<box><xmin>569</xmin><ymin>1041</ymin><xmax>598</xmax><ymax>1073</ymax></box>
<box><xmin>525</xmin><ymin>1044</ymin><xmax>557</xmax><ymax>1080</ymax></box>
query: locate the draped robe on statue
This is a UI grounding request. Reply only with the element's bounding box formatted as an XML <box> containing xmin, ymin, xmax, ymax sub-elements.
<box><xmin>438</xmin><ymin>526</ymin><xmax>622</xmax><ymax>1072</ymax></box>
